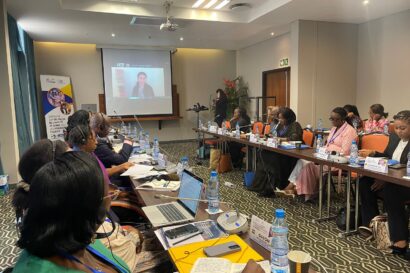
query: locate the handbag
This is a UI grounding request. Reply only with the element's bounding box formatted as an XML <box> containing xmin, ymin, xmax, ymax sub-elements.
<box><xmin>367</xmin><ymin>215</ymin><xmax>391</xmax><ymax>252</ymax></box>
<box><xmin>209</xmin><ymin>148</ymin><xmax>221</xmax><ymax>170</ymax></box>
<box><xmin>217</xmin><ymin>153</ymin><xmax>232</xmax><ymax>173</ymax></box>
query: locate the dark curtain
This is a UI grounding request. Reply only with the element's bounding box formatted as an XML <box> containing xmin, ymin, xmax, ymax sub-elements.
<box><xmin>7</xmin><ymin>15</ymin><xmax>41</xmax><ymax>156</ymax></box>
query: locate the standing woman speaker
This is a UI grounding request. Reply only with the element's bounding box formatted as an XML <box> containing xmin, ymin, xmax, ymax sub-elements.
<box><xmin>214</xmin><ymin>89</ymin><xmax>228</xmax><ymax>127</ymax></box>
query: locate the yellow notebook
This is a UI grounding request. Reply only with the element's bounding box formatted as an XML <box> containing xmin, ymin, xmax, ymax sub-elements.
<box><xmin>168</xmin><ymin>235</ymin><xmax>264</xmax><ymax>273</ymax></box>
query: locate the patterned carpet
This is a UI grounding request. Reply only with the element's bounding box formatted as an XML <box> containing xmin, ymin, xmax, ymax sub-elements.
<box><xmin>0</xmin><ymin>141</ymin><xmax>408</xmax><ymax>272</ymax></box>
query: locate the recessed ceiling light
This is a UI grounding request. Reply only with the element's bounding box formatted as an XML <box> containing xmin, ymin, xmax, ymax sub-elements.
<box><xmin>111</xmin><ymin>33</ymin><xmax>116</xmax><ymax>37</ymax></box>
<box><xmin>215</xmin><ymin>0</ymin><xmax>230</xmax><ymax>10</ymax></box>
<box><xmin>192</xmin><ymin>0</ymin><xmax>206</xmax><ymax>8</ymax></box>
<box><xmin>363</xmin><ymin>0</ymin><xmax>369</xmax><ymax>5</ymax></box>
<box><xmin>271</xmin><ymin>32</ymin><xmax>275</xmax><ymax>36</ymax></box>
<box><xmin>179</xmin><ymin>37</ymin><xmax>184</xmax><ymax>41</ymax></box>
<box><xmin>204</xmin><ymin>0</ymin><xmax>218</xmax><ymax>9</ymax></box>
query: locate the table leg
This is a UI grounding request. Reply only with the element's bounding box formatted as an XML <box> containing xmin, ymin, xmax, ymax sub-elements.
<box><xmin>313</xmin><ymin>165</ymin><xmax>337</xmax><ymax>223</ymax></box>
<box><xmin>327</xmin><ymin>166</ymin><xmax>331</xmax><ymax>217</ymax></box>
<box><xmin>253</xmin><ymin>147</ymin><xmax>257</xmax><ymax>171</ymax></box>
<box><xmin>313</xmin><ymin>164</ymin><xmax>324</xmax><ymax>223</ymax></box>
<box><xmin>339</xmin><ymin>171</ymin><xmax>358</xmax><ymax>237</ymax></box>
<box><xmin>246</xmin><ymin>145</ymin><xmax>250</xmax><ymax>172</ymax></box>
<box><xmin>355</xmin><ymin>176</ymin><xmax>360</xmax><ymax>231</ymax></box>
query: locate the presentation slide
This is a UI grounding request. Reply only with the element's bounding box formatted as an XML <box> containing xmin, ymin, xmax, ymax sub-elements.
<box><xmin>102</xmin><ymin>48</ymin><xmax>173</xmax><ymax>116</ymax></box>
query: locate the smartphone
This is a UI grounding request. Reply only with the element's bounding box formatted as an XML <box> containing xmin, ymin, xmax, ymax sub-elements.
<box><xmin>389</xmin><ymin>164</ymin><xmax>406</xmax><ymax>169</ymax></box>
<box><xmin>164</xmin><ymin>224</ymin><xmax>199</xmax><ymax>239</ymax></box>
<box><xmin>204</xmin><ymin>241</ymin><xmax>241</xmax><ymax>257</ymax></box>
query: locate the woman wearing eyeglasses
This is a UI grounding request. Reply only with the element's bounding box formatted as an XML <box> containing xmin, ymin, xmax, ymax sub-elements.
<box><xmin>358</xmin><ymin>111</ymin><xmax>410</xmax><ymax>260</ymax></box>
<box><xmin>250</xmin><ymin>107</ymin><xmax>303</xmax><ymax>197</ymax></box>
<box><xmin>283</xmin><ymin>107</ymin><xmax>358</xmax><ymax>201</ymax></box>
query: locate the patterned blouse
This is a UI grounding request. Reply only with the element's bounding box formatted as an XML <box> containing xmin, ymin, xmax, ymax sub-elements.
<box><xmin>364</xmin><ymin>118</ymin><xmax>389</xmax><ymax>133</ymax></box>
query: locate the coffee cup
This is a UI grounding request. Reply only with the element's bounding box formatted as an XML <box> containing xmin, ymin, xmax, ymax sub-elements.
<box><xmin>294</xmin><ymin>141</ymin><xmax>302</xmax><ymax>150</ymax></box>
<box><xmin>288</xmin><ymin>250</ymin><xmax>311</xmax><ymax>273</ymax></box>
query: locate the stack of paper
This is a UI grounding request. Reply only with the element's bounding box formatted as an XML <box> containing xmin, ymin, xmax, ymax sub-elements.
<box><xmin>129</xmin><ymin>154</ymin><xmax>153</xmax><ymax>164</ymax></box>
<box><xmin>120</xmin><ymin>164</ymin><xmax>153</xmax><ymax>177</ymax></box>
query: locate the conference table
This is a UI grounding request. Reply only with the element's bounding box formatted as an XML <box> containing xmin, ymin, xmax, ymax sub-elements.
<box><xmin>193</xmin><ymin>128</ymin><xmax>410</xmax><ymax>237</ymax></box>
<box><xmin>132</xmin><ymin>177</ymin><xmax>318</xmax><ymax>273</ymax></box>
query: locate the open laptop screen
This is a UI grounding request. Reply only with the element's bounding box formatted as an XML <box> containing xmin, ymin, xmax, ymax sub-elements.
<box><xmin>178</xmin><ymin>170</ymin><xmax>203</xmax><ymax>215</ymax></box>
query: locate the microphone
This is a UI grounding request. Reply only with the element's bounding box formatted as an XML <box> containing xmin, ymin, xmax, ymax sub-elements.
<box><xmin>113</xmin><ymin>110</ymin><xmax>125</xmax><ymax>128</ymax></box>
<box><xmin>133</xmin><ymin>114</ymin><xmax>143</xmax><ymax>130</ymax></box>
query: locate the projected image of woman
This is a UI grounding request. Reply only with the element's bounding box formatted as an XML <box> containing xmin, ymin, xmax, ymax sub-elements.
<box><xmin>132</xmin><ymin>71</ymin><xmax>155</xmax><ymax>98</ymax></box>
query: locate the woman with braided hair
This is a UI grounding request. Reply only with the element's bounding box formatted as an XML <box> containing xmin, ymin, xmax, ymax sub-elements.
<box><xmin>359</xmin><ymin>110</ymin><xmax>410</xmax><ymax>260</ymax></box>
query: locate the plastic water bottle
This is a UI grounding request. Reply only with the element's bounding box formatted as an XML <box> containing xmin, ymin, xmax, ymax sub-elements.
<box><xmin>208</xmin><ymin>121</ymin><xmax>212</xmax><ymax>131</ymax></box>
<box><xmin>132</xmin><ymin>126</ymin><xmax>138</xmax><ymax>139</ymax></box>
<box><xmin>221</xmin><ymin>121</ymin><xmax>227</xmax><ymax>135</ymax></box>
<box><xmin>177</xmin><ymin>156</ymin><xmax>189</xmax><ymax>179</ymax></box>
<box><xmin>139</xmin><ymin>131</ymin><xmax>145</xmax><ymax>153</ymax></box>
<box><xmin>349</xmin><ymin>140</ymin><xmax>359</xmax><ymax>165</ymax></box>
<box><xmin>207</xmin><ymin>171</ymin><xmax>220</xmax><ymax>214</ymax></box>
<box><xmin>383</xmin><ymin>123</ymin><xmax>389</xmax><ymax>135</ymax></box>
<box><xmin>255</xmin><ymin>126</ymin><xmax>260</xmax><ymax>141</ymax></box>
<box><xmin>271</xmin><ymin>209</ymin><xmax>289</xmax><ymax>273</ymax></box>
<box><xmin>235</xmin><ymin>123</ymin><xmax>240</xmax><ymax>138</ymax></box>
<box><xmin>353</xmin><ymin>120</ymin><xmax>358</xmax><ymax>130</ymax></box>
<box><xmin>315</xmin><ymin>135</ymin><xmax>323</xmax><ymax>153</ymax></box>
<box><xmin>153</xmin><ymin>137</ymin><xmax>160</xmax><ymax>161</ymax></box>
<box><xmin>406</xmin><ymin>152</ymin><xmax>410</xmax><ymax>176</ymax></box>
<box><xmin>145</xmin><ymin>132</ymin><xmax>151</xmax><ymax>155</ymax></box>
<box><xmin>199</xmin><ymin>119</ymin><xmax>203</xmax><ymax>130</ymax></box>
<box><xmin>317</xmin><ymin>118</ymin><xmax>323</xmax><ymax>131</ymax></box>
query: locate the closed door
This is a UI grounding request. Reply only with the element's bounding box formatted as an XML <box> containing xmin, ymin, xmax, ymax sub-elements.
<box><xmin>262</xmin><ymin>67</ymin><xmax>290</xmax><ymax>113</ymax></box>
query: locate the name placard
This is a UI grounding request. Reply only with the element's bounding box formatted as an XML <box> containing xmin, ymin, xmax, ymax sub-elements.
<box><xmin>217</xmin><ymin>128</ymin><xmax>223</xmax><ymax>135</ymax></box>
<box><xmin>266</xmin><ymin>138</ymin><xmax>277</xmax><ymax>148</ymax></box>
<box><xmin>249</xmin><ymin>134</ymin><xmax>258</xmax><ymax>143</ymax></box>
<box><xmin>315</xmin><ymin>147</ymin><xmax>330</xmax><ymax>160</ymax></box>
<box><xmin>364</xmin><ymin>157</ymin><xmax>388</xmax><ymax>173</ymax></box>
<box><xmin>209</xmin><ymin>125</ymin><xmax>217</xmax><ymax>133</ymax></box>
<box><xmin>249</xmin><ymin>215</ymin><xmax>273</xmax><ymax>252</ymax></box>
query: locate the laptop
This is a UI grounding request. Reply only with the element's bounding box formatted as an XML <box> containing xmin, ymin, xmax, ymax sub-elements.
<box><xmin>142</xmin><ymin>169</ymin><xmax>203</xmax><ymax>227</ymax></box>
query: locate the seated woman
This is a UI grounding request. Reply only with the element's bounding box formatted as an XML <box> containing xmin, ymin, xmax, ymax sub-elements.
<box><xmin>364</xmin><ymin>103</ymin><xmax>389</xmax><ymax>133</ymax></box>
<box><xmin>285</xmin><ymin>107</ymin><xmax>357</xmax><ymax>201</ymax></box>
<box><xmin>359</xmin><ymin>110</ymin><xmax>410</xmax><ymax>259</ymax></box>
<box><xmin>344</xmin><ymin>104</ymin><xmax>362</xmax><ymax>131</ymax></box>
<box><xmin>13</xmin><ymin>151</ymin><xmax>132</xmax><ymax>273</ymax></box>
<box><xmin>90</xmin><ymin>113</ymin><xmax>135</xmax><ymax>187</ymax></box>
<box><xmin>229</xmin><ymin>107</ymin><xmax>251</xmax><ymax>168</ymax></box>
<box><xmin>249</xmin><ymin>107</ymin><xmax>303</xmax><ymax>197</ymax></box>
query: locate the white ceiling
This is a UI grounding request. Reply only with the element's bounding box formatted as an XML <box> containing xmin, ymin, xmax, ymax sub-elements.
<box><xmin>6</xmin><ymin>0</ymin><xmax>410</xmax><ymax>50</ymax></box>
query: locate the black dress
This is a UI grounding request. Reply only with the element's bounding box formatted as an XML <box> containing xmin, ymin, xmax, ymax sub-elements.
<box><xmin>214</xmin><ymin>97</ymin><xmax>227</xmax><ymax>127</ymax></box>
<box><xmin>249</xmin><ymin>122</ymin><xmax>303</xmax><ymax>194</ymax></box>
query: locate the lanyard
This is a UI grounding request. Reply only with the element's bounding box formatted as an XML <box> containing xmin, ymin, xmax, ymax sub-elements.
<box><xmin>327</xmin><ymin>122</ymin><xmax>347</xmax><ymax>145</ymax></box>
<box><xmin>278</xmin><ymin>125</ymin><xmax>289</xmax><ymax>137</ymax></box>
<box><xmin>61</xmin><ymin>246</ymin><xmax>128</xmax><ymax>273</ymax></box>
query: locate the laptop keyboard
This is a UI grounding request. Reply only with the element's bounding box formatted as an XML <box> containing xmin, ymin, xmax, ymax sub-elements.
<box><xmin>157</xmin><ymin>204</ymin><xmax>187</xmax><ymax>222</ymax></box>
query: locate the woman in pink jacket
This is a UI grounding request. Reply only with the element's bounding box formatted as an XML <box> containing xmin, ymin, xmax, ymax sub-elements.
<box><xmin>283</xmin><ymin>107</ymin><xmax>358</xmax><ymax>201</ymax></box>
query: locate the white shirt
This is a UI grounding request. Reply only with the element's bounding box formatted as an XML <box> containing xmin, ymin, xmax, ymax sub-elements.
<box><xmin>392</xmin><ymin>139</ymin><xmax>408</xmax><ymax>162</ymax></box>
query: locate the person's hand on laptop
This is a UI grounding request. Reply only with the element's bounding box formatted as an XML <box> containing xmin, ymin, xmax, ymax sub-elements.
<box><xmin>242</xmin><ymin>260</ymin><xmax>264</xmax><ymax>273</ymax></box>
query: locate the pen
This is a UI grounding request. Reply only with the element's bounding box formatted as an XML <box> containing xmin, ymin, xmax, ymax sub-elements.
<box><xmin>172</xmin><ymin>231</ymin><xmax>203</xmax><ymax>245</ymax></box>
<box><xmin>163</xmin><ymin>180</ymin><xmax>171</xmax><ymax>188</ymax></box>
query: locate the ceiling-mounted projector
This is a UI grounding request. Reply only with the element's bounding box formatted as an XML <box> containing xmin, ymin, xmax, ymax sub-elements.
<box><xmin>160</xmin><ymin>0</ymin><xmax>179</xmax><ymax>31</ymax></box>
<box><xmin>160</xmin><ymin>18</ymin><xmax>178</xmax><ymax>31</ymax></box>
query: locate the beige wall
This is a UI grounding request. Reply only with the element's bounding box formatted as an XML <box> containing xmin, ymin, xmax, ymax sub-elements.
<box><xmin>236</xmin><ymin>34</ymin><xmax>291</xmax><ymax>118</ymax></box>
<box><xmin>356</xmin><ymin>10</ymin><xmax>410</xmax><ymax>118</ymax></box>
<box><xmin>34</xmin><ymin>43</ymin><xmax>236</xmax><ymax>141</ymax></box>
<box><xmin>0</xmin><ymin>0</ymin><xmax>19</xmax><ymax>182</ymax></box>
<box><xmin>294</xmin><ymin>20</ymin><xmax>358</xmax><ymax>127</ymax></box>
